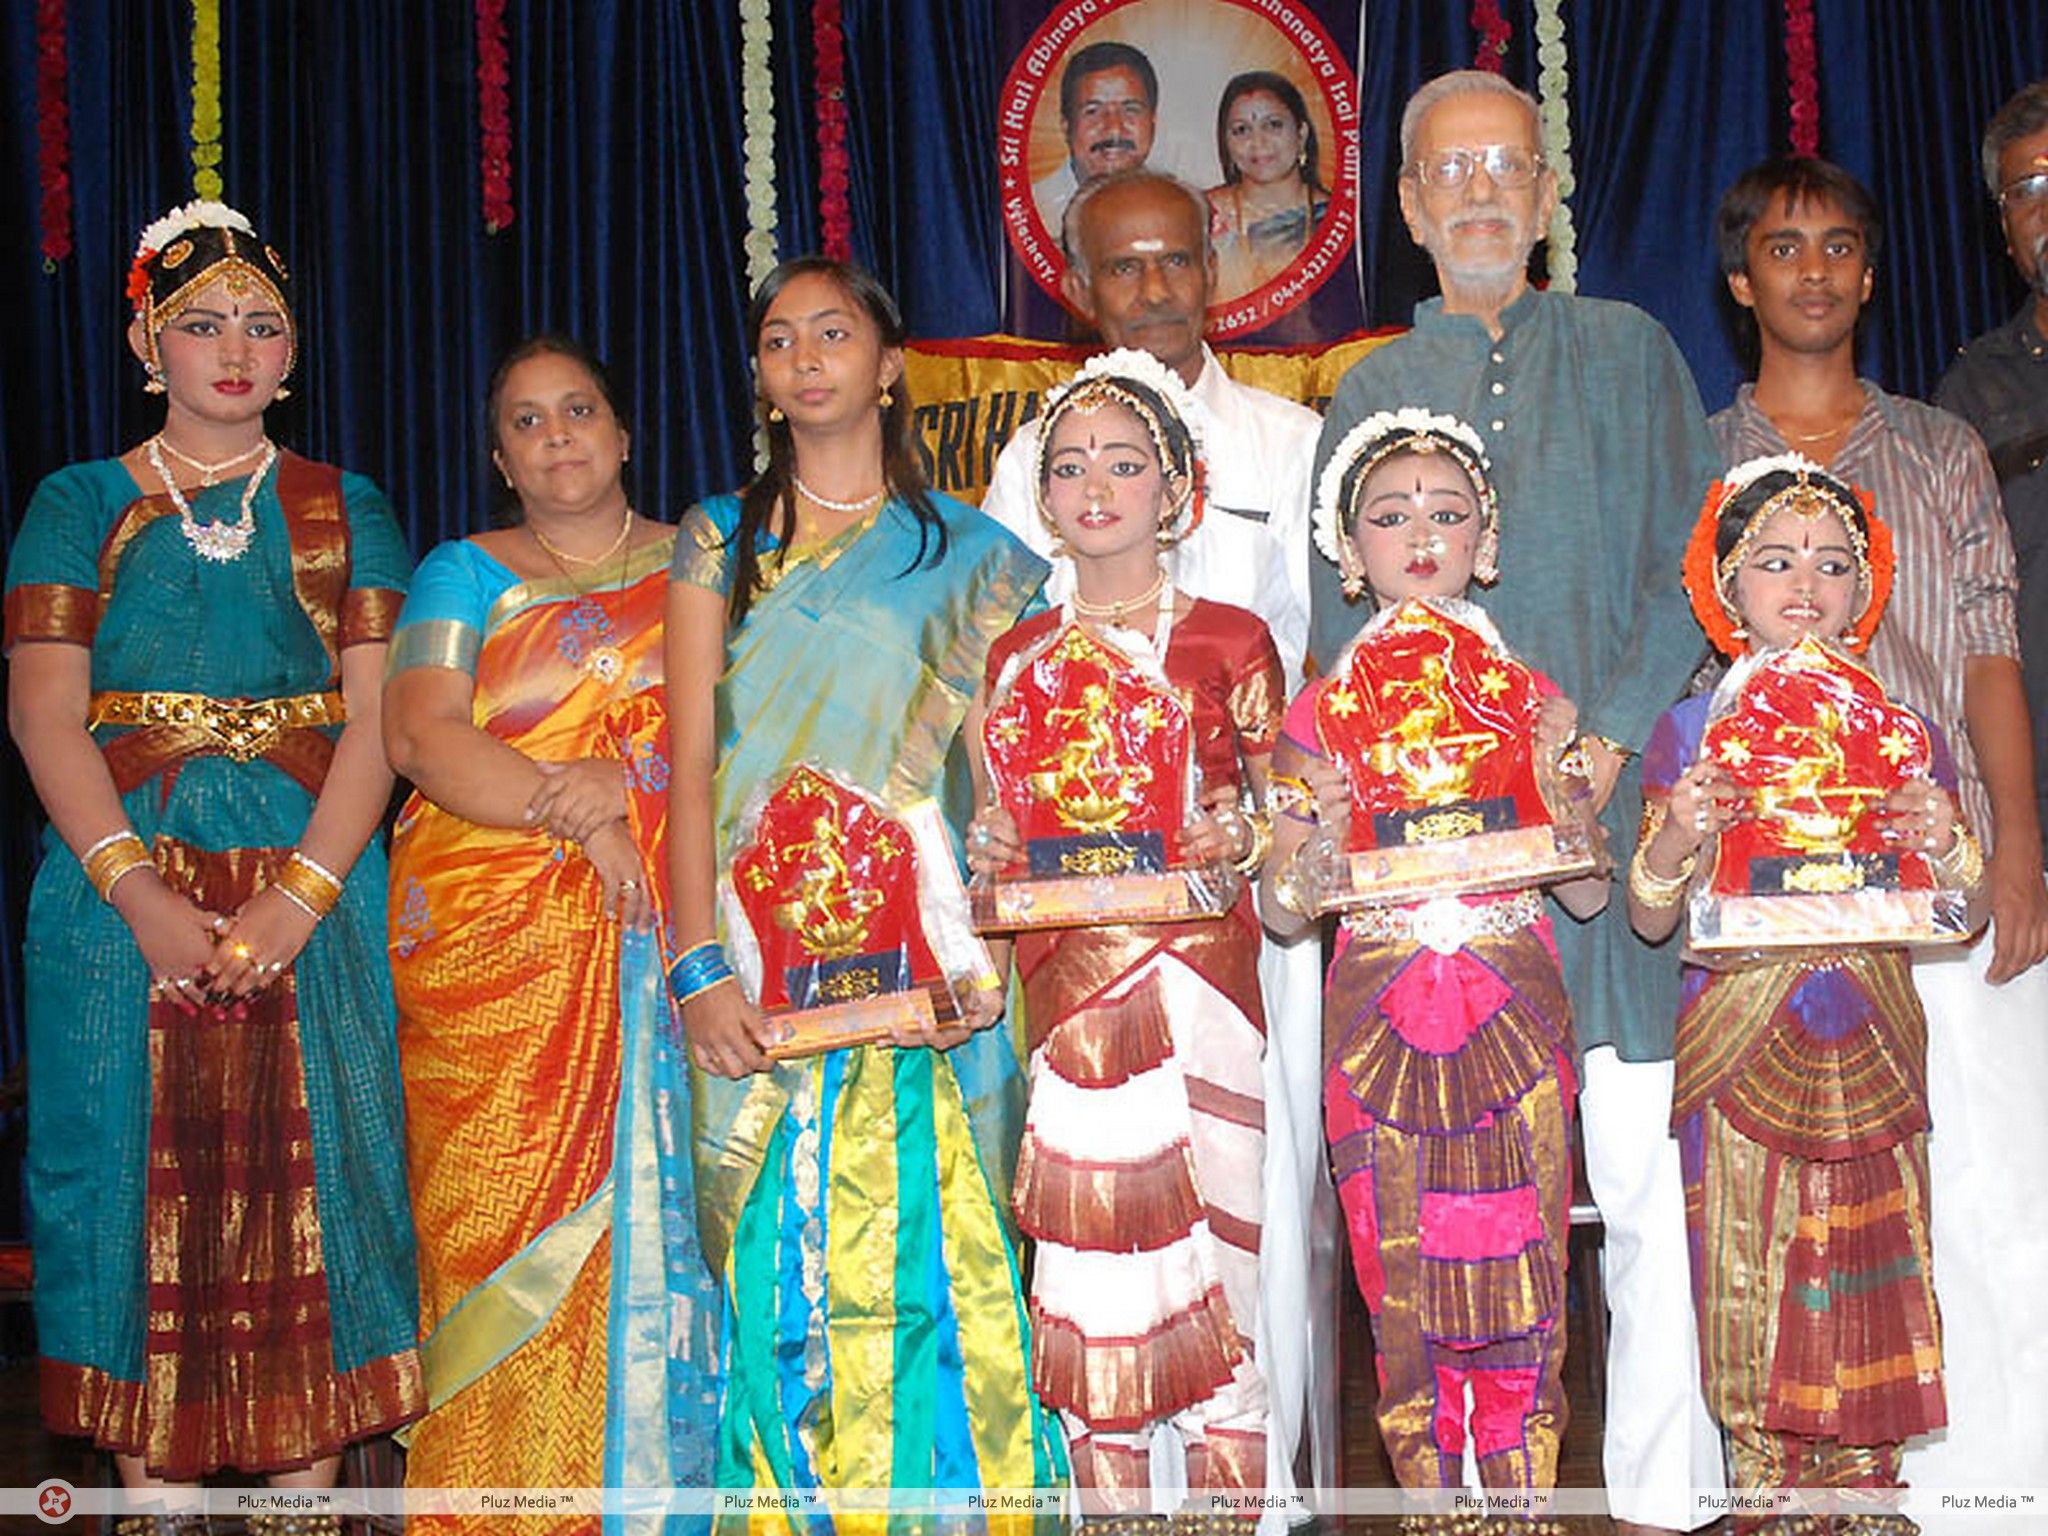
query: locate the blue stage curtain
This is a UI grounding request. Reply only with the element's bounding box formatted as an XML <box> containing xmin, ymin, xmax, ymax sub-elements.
<box><xmin>4</xmin><ymin>0</ymin><xmax>2048</xmax><ymax>1220</ymax></box>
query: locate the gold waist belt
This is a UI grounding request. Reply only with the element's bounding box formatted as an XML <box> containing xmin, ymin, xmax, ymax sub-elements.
<box><xmin>88</xmin><ymin>688</ymin><xmax>345</xmax><ymax>763</ymax></box>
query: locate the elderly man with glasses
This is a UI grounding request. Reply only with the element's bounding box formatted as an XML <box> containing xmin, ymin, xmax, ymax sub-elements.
<box><xmin>1306</xmin><ymin>69</ymin><xmax>1724</xmax><ymax>1536</ymax></box>
<box><xmin>1937</xmin><ymin>79</ymin><xmax>2048</xmax><ymax>872</ymax></box>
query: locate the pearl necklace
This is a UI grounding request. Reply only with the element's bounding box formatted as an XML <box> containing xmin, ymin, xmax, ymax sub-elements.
<box><xmin>1070</xmin><ymin>569</ymin><xmax>1168</xmax><ymax>627</ymax></box>
<box><xmin>147</xmin><ymin>435</ymin><xmax>277</xmax><ymax>563</ymax></box>
<box><xmin>152</xmin><ymin>433</ymin><xmax>272</xmax><ymax>487</ymax></box>
<box><xmin>794</xmin><ymin>475</ymin><xmax>886</xmax><ymax>515</ymax></box>
<box><xmin>528</xmin><ymin>506</ymin><xmax>634</xmax><ymax>567</ymax></box>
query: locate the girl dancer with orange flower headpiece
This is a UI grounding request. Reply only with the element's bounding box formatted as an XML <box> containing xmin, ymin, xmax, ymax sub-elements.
<box><xmin>1633</xmin><ymin>454</ymin><xmax>1983</xmax><ymax>1533</ymax></box>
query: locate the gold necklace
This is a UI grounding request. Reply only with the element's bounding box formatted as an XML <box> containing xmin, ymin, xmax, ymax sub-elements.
<box><xmin>1780</xmin><ymin>410</ymin><xmax>1861</xmax><ymax>445</ymax></box>
<box><xmin>529</xmin><ymin>512</ymin><xmax>636</xmax><ymax>686</ymax></box>
<box><xmin>528</xmin><ymin>506</ymin><xmax>634</xmax><ymax>567</ymax></box>
<box><xmin>153</xmin><ymin>433</ymin><xmax>272</xmax><ymax>487</ymax></box>
<box><xmin>1071</xmin><ymin>569</ymin><xmax>1168</xmax><ymax>626</ymax></box>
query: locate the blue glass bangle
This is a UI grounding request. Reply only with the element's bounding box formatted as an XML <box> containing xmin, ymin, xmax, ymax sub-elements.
<box><xmin>667</xmin><ymin>941</ymin><xmax>733</xmax><ymax>1002</ymax></box>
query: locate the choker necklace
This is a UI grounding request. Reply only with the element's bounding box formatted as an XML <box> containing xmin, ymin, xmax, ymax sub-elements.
<box><xmin>152</xmin><ymin>433</ymin><xmax>271</xmax><ymax>488</ymax></box>
<box><xmin>1071</xmin><ymin>569</ymin><xmax>1169</xmax><ymax>626</ymax></box>
<box><xmin>148</xmin><ymin>435</ymin><xmax>276</xmax><ymax>563</ymax></box>
<box><xmin>794</xmin><ymin>475</ymin><xmax>887</xmax><ymax>515</ymax></box>
<box><xmin>529</xmin><ymin>507</ymin><xmax>634</xmax><ymax>567</ymax></box>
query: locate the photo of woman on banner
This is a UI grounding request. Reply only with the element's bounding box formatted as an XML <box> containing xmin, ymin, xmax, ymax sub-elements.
<box><xmin>1207</xmin><ymin>71</ymin><xmax>1332</xmax><ymax>304</ymax></box>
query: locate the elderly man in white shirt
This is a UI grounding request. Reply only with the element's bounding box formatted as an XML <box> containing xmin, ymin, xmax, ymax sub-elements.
<box><xmin>981</xmin><ymin>166</ymin><xmax>1330</xmax><ymax>1528</ymax></box>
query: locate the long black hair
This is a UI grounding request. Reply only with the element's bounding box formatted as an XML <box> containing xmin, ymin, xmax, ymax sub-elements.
<box><xmin>728</xmin><ymin>257</ymin><xmax>944</xmax><ymax>625</ymax></box>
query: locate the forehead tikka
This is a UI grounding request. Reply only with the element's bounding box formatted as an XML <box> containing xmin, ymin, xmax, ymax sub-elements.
<box><xmin>1715</xmin><ymin>473</ymin><xmax>1872</xmax><ymax>608</ymax></box>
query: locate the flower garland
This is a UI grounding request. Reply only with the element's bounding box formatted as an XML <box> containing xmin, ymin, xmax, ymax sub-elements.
<box><xmin>35</xmin><ymin>0</ymin><xmax>70</xmax><ymax>266</ymax></box>
<box><xmin>813</xmin><ymin>0</ymin><xmax>852</xmax><ymax>261</ymax></box>
<box><xmin>1469</xmin><ymin>1</ymin><xmax>1510</xmax><ymax>73</ymax></box>
<box><xmin>1532</xmin><ymin>0</ymin><xmax>1578</xmax><ymax>293</ymax></box>
<box><xmin>1785</xmin><ymin>0</ymin><xmax>1820</xmax><ymax>156</ymax></box>
<box><xmin>476</xmin><ymin>0</ymin><xmax>514</xmax><ymax>231</ymax></box>
<box><xmin>189</xmin><ymin>0</ymin><xmax>222</xmax><ymax>200</ymax></box>
<box><xmin>740</xmin><ymin>0</ymin><xmax>779</xmax><ymax>297</ymax></box>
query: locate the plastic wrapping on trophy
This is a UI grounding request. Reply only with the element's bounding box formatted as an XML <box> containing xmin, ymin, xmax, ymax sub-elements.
<box><xmin>973</xmin><ymin>622</ymin><xmax>1243</xmax><ymax>932</ymax></box>
<box><xmin>1684</xmin><ymin>637</ymin><xmax>1977</xmax><ymax>962</ymax></box>
<box><xmin>1305</xmin><ymin>598</ymin><xmax>1600</xmax><ymax>913</ymax></box>
<box><xmin>718</xmin><ymin>765</ymin><xmax>999</xmax><ymax>1057</ymax></box>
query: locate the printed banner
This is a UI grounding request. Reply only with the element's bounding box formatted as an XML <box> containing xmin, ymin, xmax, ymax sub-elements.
<box><xmin>997</xmin><ymin>0</ymin><xmax>1363</xmax><ymax>341</ymax></box>
<box><xmin>904</xmin><ymin>329</ymin><xmax>1400</xmax><ymax>504</ymax></box>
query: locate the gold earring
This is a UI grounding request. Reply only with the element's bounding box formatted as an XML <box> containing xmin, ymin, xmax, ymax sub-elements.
<box><xmin>879</xmin><ymin>387</ymin><xmax>895</xmax><ymax>409</ymax></box>
<box><xmin>767</xmin><ymin>404</ymin><xmax>786</xmax><ymax>423</ymax></box>
<box><xmin>273</xmin><ymin>383</ymin><xmax>292</xmax><ymax>401</ymax></box>
<box><xmin>144</xmin><ymin>365</ymin><xmax>167</xmax><ymax>395</ymax></box>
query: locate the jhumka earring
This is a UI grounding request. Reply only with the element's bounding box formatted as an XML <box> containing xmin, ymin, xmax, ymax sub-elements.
<box><xmin>273</xmin><ymin>383</ymin><xmax>293</xmax><ymax>401</ymax></box>
<box><xmin>766</xmin><ymin>404</ymin><xmax>786</xmax><ymax>424</ymax></box>
<box><xmin>879</xmin><ymin>387</ymin><xmax>895</xmax><ymax>409</ymax></box>
<box><xmin>144</xmin><ymin>364</ymin><xmax>167</xmax><ymax>396</ymax></box>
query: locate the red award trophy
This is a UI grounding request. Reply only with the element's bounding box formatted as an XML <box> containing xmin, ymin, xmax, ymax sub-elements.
<box><xmin>974</xmin><ymin>623</ymin><xmax>1242</xmax><ymax>931</ymax></box>
<box><xmin>1688</xmin><ymin>636</ymin><xmax>1975</xmax><ymax>954</ymax></box>
<box><xmin>720</xmin><ymin>765</ymin><xmax>999</xmax><ymax>1057</ymax></box>
<box><xmin>1305</xmin><ymin>600</ymin><xmax>1599</xmax><ymax>911</ymax></box>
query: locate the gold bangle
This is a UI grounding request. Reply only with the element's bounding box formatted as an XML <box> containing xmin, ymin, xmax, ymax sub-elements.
<box><xmin>271</xmin><ymin>852</ymin><xmax>343</xmax><ymax>920</ymax></box>
<box><xmin>1931</xmin><ymin>825</ymin><xmax>1985</xmax><ymax>889</ymax></box>
<box><xmin>1232</xmin><ymin>808</ymin><xmax>1274</xmax><ymax>875</ymax></box>
<box><xmin>84</xmin><ymin>832</ymin><xmax>152</xmax><ymax>902</ymax></box>
<box><xmin>291</xmin><ymin>850</ymin><xmax>346</xmax><ymax>891</ymax></box>
<box><xmin>1627</xmin><ymin>839</ymin><xmax>1695</xmax><ymax>910</ymax></box>
<box><xmin>272</xmin><ymin>884</ymin><xmax>324</xmax><ymax>920</ymax></box>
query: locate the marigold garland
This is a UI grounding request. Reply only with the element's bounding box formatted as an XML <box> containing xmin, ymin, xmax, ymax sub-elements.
<box><xmin>1469</xmin><ymin>0</ymin><xmax>1509</xmax><ymax>71</ymax></box>
<box><xmin>189</xmin><ymin>0</ymin><xmax>222</xmax><ymax>200</ymax></box>
<box><xmin>1533</xmin><ymin>0</ymin><xmax>1577</xmax><ymax>293</ymax></box>
<box><xmin>813</xmin><ymin>0</ymin><xmax>852</xmax><ymax>262</ymax></box>
<box><xmin>36</xmin><ymin>0</ymin><xmax>71</xmax><ymax>265</ymax></box>
<box><xmin>1785</xmin><ymin>0</ymin><xmax>1820</xmax><ymax>156</ymax></box>
<box><xmin>476</xmin><ymin>0</ymin><xmax>515</xmax><ymax>231</ymax></box>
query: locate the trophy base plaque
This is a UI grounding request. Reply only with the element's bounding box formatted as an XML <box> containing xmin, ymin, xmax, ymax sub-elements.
<box><xmin>1688</xmin><ymin>886</ymin><xmax>1974</xmax><ymax>958</ymax></box>
<box><xmin>971</xmin><ymin>862</ymin><xmax>1242</xmax><ymax>933</ymax></box>
<box><xmin>1318</xmin><ymin>820</ymin><xmax>1599</xmax><ymax>914</ymax></box>
<box><xmin>763</xmin><ymin>981</ymin><xmax>955</xmax><ymax>1060</ymax></box>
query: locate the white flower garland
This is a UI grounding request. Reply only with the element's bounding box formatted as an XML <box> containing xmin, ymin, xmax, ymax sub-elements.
<box><xmin>1533</xmin><ymin>0</ymin><xmax>1578</xmax><ymax>293</ymax></box>
<box><xmin>135</xmin><ymin>198</ymin><xmax>253</xmax><ymax>259</ymax></box>
<box><xmin>1719</xmin><ymin>451</ymin><xmax>1829</xmax><ymax>500</ymax></box>
<box><xmin>739</xmin><ymin>0</ymin><xmax>777</xmax><ymax>295</ymax></box>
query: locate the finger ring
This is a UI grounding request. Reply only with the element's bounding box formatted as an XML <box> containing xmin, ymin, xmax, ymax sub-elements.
<box><xmin>618</xmin><ymin>879</ymin><xmax>640</xmax><ymax>892</ymax></box>
<box><xmin>230</xmin><ymin>941</ymin><xmax>252</xmax><ymax>961</ymax></box>
<box><xmin>1694</xmin><ymin>808</ymin><xmax>1709</xmax><ymax>833</ymax></box>
<box><xmin>210</xmin><ymin>915</ymin><xmax>230</xmax><ymax>935</ymax></box>
<box><xmin>264</xmin><ymin>959</ymin><xmax>285</xmax><ymax>975</ymax></box>
<box><xmin>970</xmin><ymin>823</ymin><xmax>991</xmax><ymax>847</ymax></box>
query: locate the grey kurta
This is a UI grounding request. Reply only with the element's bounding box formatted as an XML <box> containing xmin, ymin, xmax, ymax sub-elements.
<box><xmin>1307</xmin><ymin>287</ymin><xmax>1718</xmax><ymax>1059</ymax></box>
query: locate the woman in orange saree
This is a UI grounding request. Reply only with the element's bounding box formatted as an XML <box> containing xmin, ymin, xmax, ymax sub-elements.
<box><xmin>384</xmin><ymin>337</ymin><xmax>720</xmax><ymax>1531</ymax></box>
